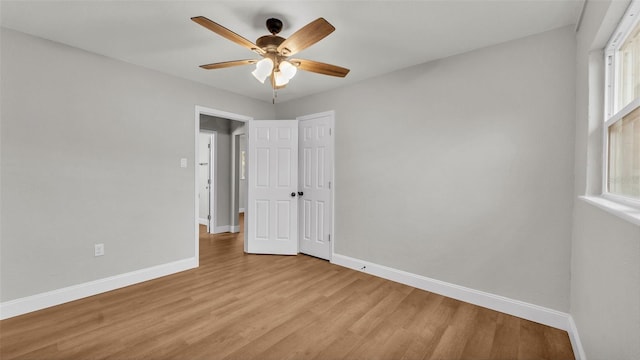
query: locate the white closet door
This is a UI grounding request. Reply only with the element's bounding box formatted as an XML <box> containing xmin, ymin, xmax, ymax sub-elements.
<box><xmin>298</xmin><ymin>113</ymin><xmax>333</xmax><ymax>260</ymax></box>
<box><xmin>247</xmin><ymin>120</ymin><xmax>299</xmax><ymax>255</ymax></box>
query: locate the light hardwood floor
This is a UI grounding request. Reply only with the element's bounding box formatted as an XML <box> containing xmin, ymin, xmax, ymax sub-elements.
<box><xmin>0</xmin><ymin>216</ymin><xmax>574</xmax><ymax>359</ymax></box>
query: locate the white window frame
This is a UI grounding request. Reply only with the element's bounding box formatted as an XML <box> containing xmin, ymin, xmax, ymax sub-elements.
<box><xmin>602</xmin><ymin>0</ymin><xmax>640</xmax><ymax>208</ymax></box>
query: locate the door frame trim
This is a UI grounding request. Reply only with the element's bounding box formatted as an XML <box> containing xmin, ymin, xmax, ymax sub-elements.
<box><xmin>194</xmin><ymin>106</ymin><xmax>252</xmax><ymax>266</ymax></box>
<box><xmin>296</xmin><ymin>110</ymin><xmax>336</xmax><ymax>260</ymax></box>
<box><xmin>230</xmin><ymin>129</ymin><xmax>246</xmax><ymax>234</ymax></box>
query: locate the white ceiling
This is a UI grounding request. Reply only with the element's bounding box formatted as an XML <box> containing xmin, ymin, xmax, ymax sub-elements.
<box><xmin>1</xmin><ymin>1</ymin><xmax>583</xmax><ymax>103</ymax></box>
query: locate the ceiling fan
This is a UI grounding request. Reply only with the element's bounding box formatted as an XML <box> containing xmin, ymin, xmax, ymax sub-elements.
<box><xmin>191</xmin><ymin>16</ymin><xmax>350</xmax><ymax>92</ymax></box>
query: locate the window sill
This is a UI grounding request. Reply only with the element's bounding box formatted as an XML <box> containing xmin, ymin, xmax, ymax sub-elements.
<box><xmin>579</xmin><ymin>195</ymin><xmax>640</xmax><ymax>227</ymax></box>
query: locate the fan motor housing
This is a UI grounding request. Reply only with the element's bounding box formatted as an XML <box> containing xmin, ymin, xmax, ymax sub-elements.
<box><xmin>256</xmin><ymin>35</ymin><xmax>285</xmax><ymax>53</ymax></box>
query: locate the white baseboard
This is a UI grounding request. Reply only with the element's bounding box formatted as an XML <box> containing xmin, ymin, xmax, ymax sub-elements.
<box><xmin>0</xmin><ymin>257</ymin><xmax>198</xmax><ymax>320</ymax></box>
<box><xmin>213</xmin><ymin>225</ymin><xmax>230</xmax><ymax>234</ymax></box>
<box><xmin>331</xmin><ymin>254</ymin><xmax>571</xmax><ymax>331</ymax></box>
<box><xmin>239</xmin><ymin>208</ymin><xmax>245</xmax><ymax>213</ymax></box>
<box><xmin>203</xmin><ymin>225</ymin><xmax>238</xmax><ymax>234</ymax></box>
<box><xmin>568</xmin><ymin>316</ymin><xmax>587</xmax><ymax>360</ymax></box>
<box><xmin>198</xmin><ymin>218</ymin><xmax>208</xmax><ymax>226</ymax></box>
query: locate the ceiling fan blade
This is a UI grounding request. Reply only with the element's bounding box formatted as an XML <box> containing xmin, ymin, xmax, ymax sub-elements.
<box><xmin>191</xmin><ymin>16</ymin><xmax>265</xmax><ymax>55</ymax></box>
<box><xmin>199</xmin><ymin>59</ymin><xmax>257</xmax><ymax>70</ymax></box>
<box><xmin>277</xmin><ymin>18</ymin><xmax>335</xmax><ymax>56</ymax></box>
<box><xmin>291</xmin><ymin>59</ymin><xmax>350</xmax><ymax>77</ymax></box>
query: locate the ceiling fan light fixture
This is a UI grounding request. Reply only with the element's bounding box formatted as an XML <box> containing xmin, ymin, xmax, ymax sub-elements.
<box><xmin>252</xmin><ymin>58</ymin><xmax>274</xmax><ymax>83</ymax></box>
<box><xmin>193</xmin><ymin>16</ymin><xmax>350</xmax><ymax>94</ymax></box>
<box><xmin>274</xmin><ymin>70</ymin><xmax>289</xmax><ymax>87</ymax></box>
<box><xmin>279</xmin><ymin>60</ymin><xmax>297</xmax><ymax>80</ymax></box>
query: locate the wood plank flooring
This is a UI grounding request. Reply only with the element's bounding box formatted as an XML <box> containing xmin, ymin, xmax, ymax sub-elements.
<box><xmin>0</xmin><ymin>217</ymin><xmax>574</xmax><ymax>359</ymax></box>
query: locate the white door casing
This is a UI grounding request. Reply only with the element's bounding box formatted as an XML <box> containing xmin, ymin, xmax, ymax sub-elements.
<box><xmin>247</xmin><ymin>120</ymin><xmax>299</xmax><ymax>255</ymax></box>
<box><xmin>298</xmin><ymin>112</ymin><xmax>334</xmax><ymax>260</ymax></box>
<box><xmin>230</xmin><ymin>128</ymin><xmax>246</xmax><ymax>234</ymax></box>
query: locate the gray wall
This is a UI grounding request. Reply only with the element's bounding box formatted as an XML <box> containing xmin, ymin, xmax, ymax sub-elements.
<box><xmin>277</xmin><ymin>26</ymin><xmax>576</xmax><ymax>312</ymax></box>
<box><xmin>571</xmin><ymin>1</ymin><xmax>640</xmax><ymax>359</ymax></box>
<box><xmin>0</xmin><ymin>28</ymin><xmax>275</xmax><ymax>302</ymax></box>
<box><xmin>572</xmin><ymin>200</ymin><xmax>640</xmax><ymax>359</ymax></box>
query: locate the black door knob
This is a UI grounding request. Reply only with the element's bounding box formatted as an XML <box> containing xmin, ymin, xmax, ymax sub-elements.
<box><xmin>298</xmin><ymin>191</ymin><xmax>304</xmax><ymax>196</ymax></box>
<box><xmin>291</xmin><ymin>192</ymin><xmax>296</xmax><ymax>197</ymax></box>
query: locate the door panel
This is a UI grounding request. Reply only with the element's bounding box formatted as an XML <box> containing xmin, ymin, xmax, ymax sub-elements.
<box><xmin>276</xmin><ymin>200</ymin><xmax>291</xmax><ymax>240</ymax></box>
<box><xmin>302</xmin><ymin>199</ymin><xmax>311</xmax><ymax>241</ymax></box>
<box><xmin>277</xmin><ymin>148</ymin><xmax>292</xmax><ymax>186</ymax></box>
<box><xmin>255</xmin><ymin>200</ymin><xmax>269</xmax><ymax>240</ymax></box>
<box><xmin>298</xmin><ymin>113</ymin><xmax>333</xmax><ymax>260</ymax></box>
<box><xmin>303</xmin><ymin>148</ymin><xmax>312</xmax><ymax>187</ymax></box>
<box><xmin>247</xmin><ymin>120</ymin><xmax>298</xmax><ymax>255</ymax></box>
<box><xmin>198</xmin><ymin>133</ymin><xmax>210</xmax><ymax>226</ymax></box>
<box><xmin>198</xmin><ymin>132</ymin><xmax>214</xmax><ymax>232</ymax></box>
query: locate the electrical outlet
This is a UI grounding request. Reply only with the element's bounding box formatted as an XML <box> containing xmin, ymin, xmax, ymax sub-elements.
<box><xmin>94</xmin><ymin>243</ymin><xmax>105</xmax><ymax>257</ymax></box>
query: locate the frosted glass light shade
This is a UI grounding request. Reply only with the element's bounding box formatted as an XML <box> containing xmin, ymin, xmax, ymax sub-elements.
<box><xmin>279</xmin><ymin>61</ymin><xmax>297</xmax><ymax>80</ymax></box>
<box><xmin>274</xmin><ymin>70</ymin><xmax>289</xmax><ymax>87</ymax></box>
<box><xmin>252</xmin><ymin>58</ymin><xmax>274</xmax><ymax>83</ymax></box>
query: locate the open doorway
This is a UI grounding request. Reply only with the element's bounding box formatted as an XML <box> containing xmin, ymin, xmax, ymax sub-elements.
<box><xmin>194</xmin><ymin>106</ymin><xmax>252</xmax><ymax>263</ymax></box>
<box><xmin>199</xmin><ymin>115</ymin><xmax>245</xmax><ymax>234</ymax></box>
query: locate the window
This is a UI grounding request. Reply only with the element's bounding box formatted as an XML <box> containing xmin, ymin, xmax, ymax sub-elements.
<box><xmin>605</xmin><ymin>0</ymin><xmax>640</xmax><ymax>202</ymax></box>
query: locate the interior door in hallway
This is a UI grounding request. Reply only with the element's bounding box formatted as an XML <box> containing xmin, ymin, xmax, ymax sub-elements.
<box><xmin>198</xmin><ymin>131</ymin><xmax>214</xmax><ymax>232</ymax></box>
<box><xmin>247</xmin><ymin>120</ymin><xmax>299</xmax><ymax>255</ymax></box>
<box><xmin>298</xmin><ymin>112</ymin><xmax>334</xmax><ymax>261</ymax></box>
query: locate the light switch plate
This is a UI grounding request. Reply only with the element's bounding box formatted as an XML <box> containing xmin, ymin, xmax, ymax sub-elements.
<box><xmin>94</xmin><ymin>243</ymin><xmax>105</xmax><ymax>257</ymax></box>
<box><xmin>180</xmin><ymin>158</ymin><xmax>188</xmax><ymax>168</ymax></box>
